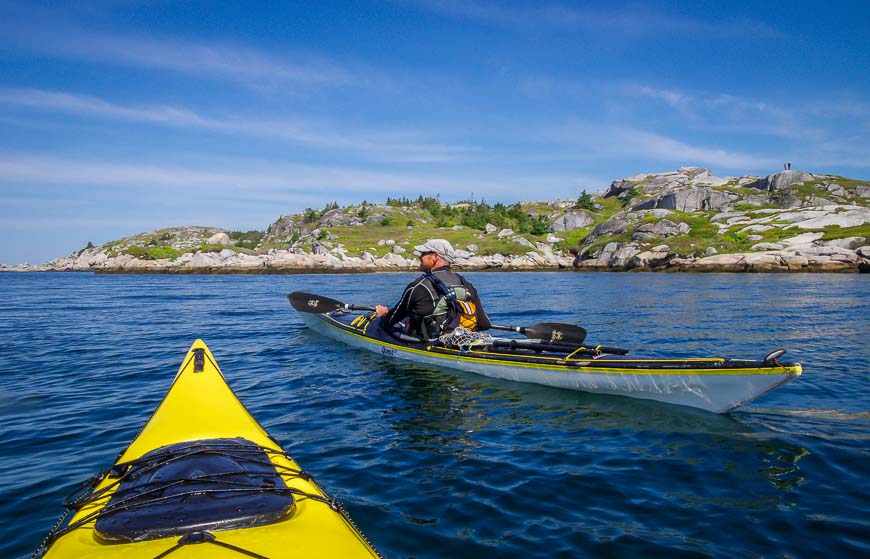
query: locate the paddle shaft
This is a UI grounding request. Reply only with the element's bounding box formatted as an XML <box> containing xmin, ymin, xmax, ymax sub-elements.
<box><xmin>289</xmin><ymin>292</ymin><xmax>591</xmax><ymax>345</ymax></box>
<box><xmin>491</xmin><ymin>339</ymin><xmax>628</xmax><ymax>356</ymax></box>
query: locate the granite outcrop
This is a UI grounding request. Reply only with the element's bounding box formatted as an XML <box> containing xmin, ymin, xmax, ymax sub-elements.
<box><xmin>4</xmin><ymin>167</ymin><xmax>867</xmax><ymax>273</ymax></box>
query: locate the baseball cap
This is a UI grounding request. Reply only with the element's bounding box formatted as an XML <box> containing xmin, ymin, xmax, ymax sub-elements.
<box><xmin>413</xmin><ymin>238</ymin><xmax>456</xmax><ymax>263</ymax></box>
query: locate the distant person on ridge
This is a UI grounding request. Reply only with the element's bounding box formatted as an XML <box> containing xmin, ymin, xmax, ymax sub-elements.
<box><xmin>375</xmin><ymin>238</ymin><xmax>491</xmax><ymax>341</ymax></box>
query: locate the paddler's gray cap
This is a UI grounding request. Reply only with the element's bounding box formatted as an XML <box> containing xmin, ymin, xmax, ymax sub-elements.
<box><xmin>413</xmin><ymin>238</ymin><xmax>456</xmax><ymax>263</ymax></box>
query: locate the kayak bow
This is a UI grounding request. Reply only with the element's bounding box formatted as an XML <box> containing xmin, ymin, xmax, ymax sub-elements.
<box><xmin>35</xmin><ymin>340</ymin><xmax>381</xmax><ymax>559</ymax></box>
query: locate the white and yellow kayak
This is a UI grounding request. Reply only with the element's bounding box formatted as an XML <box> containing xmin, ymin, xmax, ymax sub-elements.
<box><xmin>34</xmin><ymin>340</ymin><xmax>381</xmax><ymax>559</ymax></box>
<box><xmin>288</xmin><ymin>292</ymin><xmax>802</xmax><ymax>414</ymax></box>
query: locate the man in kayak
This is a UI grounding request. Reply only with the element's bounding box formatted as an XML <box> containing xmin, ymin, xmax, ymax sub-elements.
<box><xmin>375</xmin><ymin>238</ymin><xmax>492</xmax><ymax>340</ymax></box>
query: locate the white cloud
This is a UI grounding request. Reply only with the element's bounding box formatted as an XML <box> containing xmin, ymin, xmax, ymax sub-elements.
<box><xmin>1</xmin><ymin>22</ymin><xmax>350</xmax><ymax>87</ymax></box>
<box><xmin>400</xmin><ymin>0</ymin><xmax>780</xmax><ymax>37</ymax></box>
<box><xmin>0</xmin><ymin>88</ymin><xmax>476</xmax><ymax>163</ymax></box>
<box><xmin>610</xmin><ymin>128</ymin><xmax>779</xmax><ymax>169</ymax></box>
<box><xmin>544</xmin><ymin>123</ymin><xmax>780</xmax><ymax>170</ymax></box>
<box><xmin>0</xmin><ymin>153</ymin><xmax>576</xmax><ymax>200</ymax></box>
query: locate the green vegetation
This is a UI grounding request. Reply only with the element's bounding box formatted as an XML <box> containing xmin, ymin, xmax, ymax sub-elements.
<box><xmin>84</xmin><ymin>170</ymin><xmax>868</xmax><ymax>269</ymax></box>
<box><xmin>574</xmin><ymin>190</ymin><xmax>595</xmax><ymax>211</ymax></box>
<box><xmin>229</xmin><ymin>230</ymin><xmax>265</xmax><ymax>250</ymax></box>
<box><xmin>123</xmin><ymin>246</ymin><xmax>182</xmax><ymax>260</ymax></box>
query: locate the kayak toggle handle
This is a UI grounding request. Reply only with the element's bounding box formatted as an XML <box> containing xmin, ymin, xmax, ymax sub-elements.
<box><xmin>763</xmin><ymin>349</ymin><xmax>787</xmax><ymax>365</ymax></box>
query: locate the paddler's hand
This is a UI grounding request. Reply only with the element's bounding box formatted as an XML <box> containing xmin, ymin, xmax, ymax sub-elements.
<box><xmin>375</xmin><ymin>305</ymin><xmax>389</xmax><ymax>317</ymax></box>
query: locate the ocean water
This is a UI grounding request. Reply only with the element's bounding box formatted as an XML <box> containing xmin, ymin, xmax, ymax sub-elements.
<box><xmin>0</xmin><ymin>271</ymin><xmax>867</xmax><ymax>559</ymax></box>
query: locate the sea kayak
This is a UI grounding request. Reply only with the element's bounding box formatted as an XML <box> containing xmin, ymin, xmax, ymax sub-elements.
<box><xmin>34</xmin><ymin>340</ymin><xmax>381</xmax><ymax>559</ymax></box>
<box><xmin>289</xmin><ymin>293</ymin><xmax>801</xmax><ymax>413</ymax></box>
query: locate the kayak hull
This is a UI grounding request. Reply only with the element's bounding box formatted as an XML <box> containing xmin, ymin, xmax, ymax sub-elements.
<box><xmin>38</xmin><ymin>340</ymin><xmax>380</xmax><ymax>559</ymax></box>
<box><xmin>301</xmin><ymin>311</ymin><xmax>801</xmax><ymax>414</ymax></box>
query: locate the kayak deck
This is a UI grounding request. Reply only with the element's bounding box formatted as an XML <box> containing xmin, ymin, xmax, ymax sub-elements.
<box><xmin>301</xmin><ymin>310</ymin><xmax>802</xmax><ymax>413</ymax></box>
<box><xmin>37</xmin><ymin>340</ymin><xmax>381</xmax><ymax>559</ymax></box>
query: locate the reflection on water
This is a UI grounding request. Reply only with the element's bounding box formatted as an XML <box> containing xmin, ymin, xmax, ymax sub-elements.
<box><xmin>375</xmin><ymin>357</ymin><xmax>813</xmax><ymax>520</ymax></box>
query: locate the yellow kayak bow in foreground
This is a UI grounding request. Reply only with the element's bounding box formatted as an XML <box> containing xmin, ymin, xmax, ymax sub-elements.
<box><xmin>35</xmin><ymin>340</ymin><xmax>380</xmax><ymax>559</ymax></box>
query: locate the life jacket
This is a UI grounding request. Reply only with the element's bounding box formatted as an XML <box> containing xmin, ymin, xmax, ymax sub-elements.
<box><xmin>422</xmin><ymin>271</ymin><xmax>478</xmax><ymax>338</ymax></box>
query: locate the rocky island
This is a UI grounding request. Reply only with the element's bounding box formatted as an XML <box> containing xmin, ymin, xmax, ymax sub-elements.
<box><xmin>4</xmin><ymin>167</ymin><xmax>869</xmax><ymax>273</ymax></box>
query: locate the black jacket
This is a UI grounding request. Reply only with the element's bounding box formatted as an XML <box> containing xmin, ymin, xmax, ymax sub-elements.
<box><xmin>383</xmin><ymin>267</ymin><xmax>491</xmax><ymax>337</ymax></box>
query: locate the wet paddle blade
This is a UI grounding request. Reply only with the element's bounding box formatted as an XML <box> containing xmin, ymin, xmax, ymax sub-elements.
<box><xmin>523</xmin><ymin>323</ymin><xmax>587</xmax><ymax>344</ymax></box>
<box><xmin>288</xmin><ymin>292</ymin><xmax>344</xmax><ymax>314</ymax></box>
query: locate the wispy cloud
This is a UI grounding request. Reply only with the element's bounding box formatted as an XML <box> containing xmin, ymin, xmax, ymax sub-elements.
<box><xmin>544</xmin><ymin>122</ymin><xmax>780</xmax><ymax>171</ymax></box>
<box><xmin>400</xmin><ymin>0</ymin><xmax>780</xmax><ymax>37</ymax></box>
<box><xmin>0</xmin><ymin>88</ymin><xmax>476</xmax><ymax>163</ymax></box>
<box><xmin>1</xmin><ymin>19</ymin><xmax>350</xmax><ymax>88</ymax></box>
<box><xmin>0</xmin><ymin>153</ymin><xmax>576</xmax><ymax>201</ymax></box>
<box><xmin>608</xmin><ymin>128</ymin><xmax>779</xmax><ymax>169</ymax></box>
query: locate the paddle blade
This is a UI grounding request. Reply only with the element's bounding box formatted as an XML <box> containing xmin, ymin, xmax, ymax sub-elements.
<box><xmin>288</xmin><ymin>292</ymin><xmax>344</xmax><ymax>314</ymax></box>
<box><xmin>523</xmin><ymin>323</ymin><xmax>587</xmax><ymax>345</ymax></box>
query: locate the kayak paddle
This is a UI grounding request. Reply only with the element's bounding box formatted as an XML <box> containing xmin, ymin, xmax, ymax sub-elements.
<box><xmin>290</xmin><ymin>292</ymin><xmax>587</xmax><ymax>345</ymax></box>
<box><xmin>489</xmin><ymin>323</ymin><xmax>587</xmax><ymax>345</ymax></box>
<box><xmin>288</xmin><ymin>292</ymin><xmax>376</xmax><ymax>314</ymax></box>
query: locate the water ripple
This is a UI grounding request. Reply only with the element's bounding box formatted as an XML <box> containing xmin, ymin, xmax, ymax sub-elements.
<box><xmin>0</xmin><ymin>272</ymin><xmax>867</xmax><ymax>559</ymax></box>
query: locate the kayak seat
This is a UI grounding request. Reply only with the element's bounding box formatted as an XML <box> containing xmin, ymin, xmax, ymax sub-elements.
<box><xmin>94</xmin><ymin>438</ymin><xmax>295</xmax><ymax>543</ymax></box>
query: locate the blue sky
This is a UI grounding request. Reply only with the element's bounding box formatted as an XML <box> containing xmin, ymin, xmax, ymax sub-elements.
<box><xmin>1</xmin><ymin>0</ymin><xmax>868</xmax><ymax>264</ymax></box>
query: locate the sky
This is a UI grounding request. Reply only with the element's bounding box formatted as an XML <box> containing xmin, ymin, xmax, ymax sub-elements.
<box><xmin>1</xmin><ymin>1</ymin><xmax>868</xmax><ymax>264</ymax></box>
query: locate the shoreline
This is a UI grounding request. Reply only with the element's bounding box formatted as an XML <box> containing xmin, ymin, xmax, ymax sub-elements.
<box><xmin>3</xmin><ymin>261</ymin><xmax>866</xmax><ymax>274</ymax></box>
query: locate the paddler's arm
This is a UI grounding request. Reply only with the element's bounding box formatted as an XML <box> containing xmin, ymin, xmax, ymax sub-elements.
<box><xmin>376</xmin><ymin>283</ymin><xmax>415</xmax><ymax>324</ymax></box>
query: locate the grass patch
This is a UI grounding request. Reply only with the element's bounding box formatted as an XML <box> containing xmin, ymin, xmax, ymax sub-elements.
<box><xmin>820</xmin><ymin>224</ymin><xmax>870</xmax><ymax>241</ymax></box>
<box><xmin>123</xmin><ymin>246</ymin><xmax>182</xmax><ymax>260</ymax></box>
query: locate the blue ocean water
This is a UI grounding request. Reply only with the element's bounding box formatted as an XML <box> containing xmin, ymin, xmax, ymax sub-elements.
<box><xmin>0</xmin><ymin>271</ymin><xmax>867</xmax><ymax>559</ymax></box>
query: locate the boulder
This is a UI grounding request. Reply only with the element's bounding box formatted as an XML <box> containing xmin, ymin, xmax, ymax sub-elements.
<box><xmin>633</xmin><ymin>187</ymin><xmax>736</xmax><ymax>212</ymax></box>
<box><xmin>748</xmin><ymin>171</ymin><xmax>815</xmax><ymax>192</ymax></box>
<box><xmin>587</xmin><ymin>217</ymin><xmax>631</xmax><ymax>240</ymax></box>
<box><xmin>781</xmin><ymin>232</ymin><xmax>824</xmax><ymax>247</ymax></box>
<box><xmin>785</xmin><ymin>207</ymin><xmax>870</xmax><ymax>230</ymax></box>
<box><xmin>633</xmin><ymin>219</ymin><xmax>683</xmax><ymax>238</ymax></box>
<box><xmin>466</xmin><ymin>244</ymin><xmax>479</xmax><ymax>253</ymax></box>
<box><xmin>497</xmin><ymin>228</ymin><xmax>514</xmax><ymax>239</ymax></box>
<box><xmin>535</xmin><ymin>242</ymin><xmax>553</xmax><ymax>254</ymax></box>
<box><xmin>190</xmin><ymin>252</ymin><xmax>219</xmax><ymax>267</ymax></box>
<box><xmin>512</xmin><ymin>236</ymin><xmax>535</xmax><ymax>249</ymax></box>
<box><xmin>824</xmin><ymin>237</ymin><xmax>865</xmax><ymax>249</ymax></box>
<box><xmin>710</xmin><ymin>212</ymin><xmax>747</xmax><ymax>224</ymax></box>
<box><xmin>551</xmin><ymin>211</ymin><xmax>594</xmax><ymax>232</ymax></box>
<box><xmin>485</xmin><ymin>223</ymin><xmax>498</xmax><ymax>234</ymax></box>
<box><xmin>825</xmin><ymin>183</ymin><xmax>848</xmax><ymax>197</ymax></box>
<box><xmin>207</xmin><ymin>232</ymin><xmax>230</xmax><ymax>245</ymax></box>
<box><xmin>751</xmin><ymin>242</ymin><xmax>784</xmax><ymax>251</ymax></box>
<box><xmin>629</xmin><ymin>249</ymin><xmax>672</xmax><ymax>269</ymax></box>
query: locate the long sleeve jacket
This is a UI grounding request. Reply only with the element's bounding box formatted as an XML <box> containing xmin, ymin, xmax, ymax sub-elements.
<box><xmin>383</xmin><ymin>267</ymin><xmax>491</xmax><ymax>337</ymax></box>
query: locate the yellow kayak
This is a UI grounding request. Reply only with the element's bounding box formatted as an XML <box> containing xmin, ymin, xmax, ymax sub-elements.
<box><xmin>35</xmin><ymin>340</ymin><xmax>381</xmax><ymax>559</ymax></box>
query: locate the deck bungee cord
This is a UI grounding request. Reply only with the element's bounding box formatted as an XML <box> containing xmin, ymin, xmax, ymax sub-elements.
<box><xmin>33</xmin><ymin>440</ymin><xmax>366</xmax><ymax>559</ymax></box>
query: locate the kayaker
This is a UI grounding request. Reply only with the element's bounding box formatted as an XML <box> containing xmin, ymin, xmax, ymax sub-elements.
<box><xmin>375</xmin><ymin>238</ymin><xmax>491</xmax><ymax>340</ymax></box>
